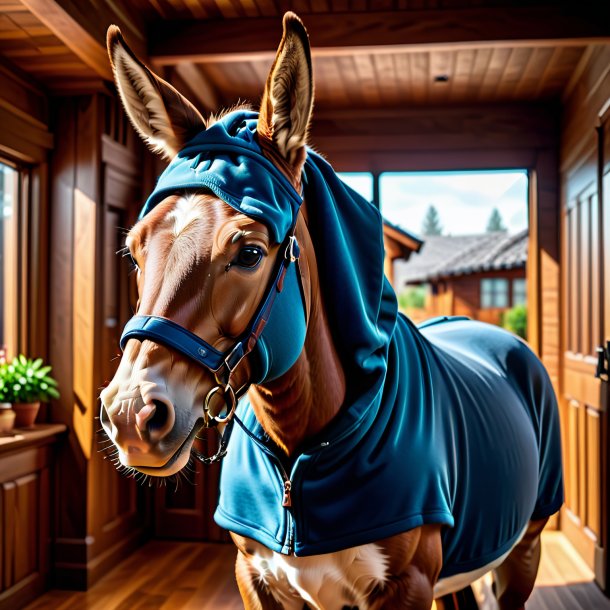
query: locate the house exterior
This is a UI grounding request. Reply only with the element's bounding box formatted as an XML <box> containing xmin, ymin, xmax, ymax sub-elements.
<box><xmin>0</xmin><ymin>1</ymin><xmax>608</xmax><ymax>607</ymax></box>
<box><xmin>382</xmin><ymin>219</ymin><xmax>424</xmax><ymax>286</ymax></box>
<box><xmin>399</xmin><ymin>230</ymin><xmax>528</xmax><ymax>326</ymax></box>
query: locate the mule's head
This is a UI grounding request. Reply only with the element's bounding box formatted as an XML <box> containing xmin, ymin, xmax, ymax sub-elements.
<box><xmin>100</xmin><ymin>13</ymin><xmax>313</xmax><ymax>476</ymax></box>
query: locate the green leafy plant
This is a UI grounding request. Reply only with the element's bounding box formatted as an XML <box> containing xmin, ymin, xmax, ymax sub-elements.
<box><xmin>502</xmin><ymin>304</ymin><xmax>527</xmax><ymax>339</ymax></box>
<box><xmin>398</xmin><ymin>285</ymin><xmax>427</xmax><ymax>310</ymax></box>
<box><xmin>0</xmin><ymin>355</ymin><xmax>60</xmax><ymax>403</ymax></box>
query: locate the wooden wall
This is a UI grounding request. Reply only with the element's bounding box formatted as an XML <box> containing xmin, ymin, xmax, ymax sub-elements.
<box><xmin>559</xmin><ymin>44</ymin><xmax>610</xmax><ymax>588</ymax></box>
<box><xmin>409</xmin><ymin>268</ymin><xmax>525</xmax><ymax>326</ymax></box>
<box><xmin>448</xmin><ymin>268</ymin><xmax>525</xmax><ymax>324</ymax></box>
<box><xmin>0</xmin><ymin>426</ymin><xmax>66</xmax><ymax>610</ymax></box>
<box><xmin>49</xmin><ymin>92</ymin><xmax>150</xmax><ymax>589</ymax></box>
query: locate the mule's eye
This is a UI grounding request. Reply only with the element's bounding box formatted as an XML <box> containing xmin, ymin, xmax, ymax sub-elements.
<box><xmin>235</xmin><ymin>246</ymin><xmax>264</xmax><ymax>269</ymax></box>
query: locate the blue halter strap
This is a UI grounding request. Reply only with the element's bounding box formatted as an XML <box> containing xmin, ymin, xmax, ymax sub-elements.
<box><xmin>119</xmin><ymin>234</ymin><xmax>302</xmax><ymax>389</ymax></box>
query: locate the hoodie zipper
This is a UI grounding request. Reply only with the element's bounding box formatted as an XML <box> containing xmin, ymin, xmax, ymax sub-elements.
<box><xmin>275</xmin><ymin>459</ymin><xmax>295</xmax><ymax>553</ymax></box>
<box><xmin>232</xmin><ymin>419</ymin><xmax>297</xmax><ymax>553</ymax></box>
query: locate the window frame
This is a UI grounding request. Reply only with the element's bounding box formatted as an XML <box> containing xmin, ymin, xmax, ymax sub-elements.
<box><xmin>0</xmin><ymin>158</ymin><xmax>29</xmax><ymax>359</ymax></box>
<box><xmin>512</xmin><ymin>278</ymin><xmax>527</xmax><ymax>306</ymax></box>
<box><xmin>480</xmin><ymin>277</ymin><xmax>510</xmax><ymax>309</ymax></box>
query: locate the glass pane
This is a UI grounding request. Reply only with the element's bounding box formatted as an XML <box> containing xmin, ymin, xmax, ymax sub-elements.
<box><xmin>0</xmin><ymin>162</ymin><xmax>19</xmax><ymax>360</ymax></box>
<box><xmin>493</xmin><ymin>279</ymin><xmax>509</xmax><ymax>308</ymax></box>
<box><xmin>379</xmin><ymin>170</ymin><xmax>528</xmax><ymax>237</ymax></box>
<box><xmin>337</xmin><ymin>172</ymin><xmax>373</xmax><ymax>202</ymax></box>
<box><xmin>481</xmin><ymin>279</ymin><xmax>493</xmax><ymax>308</ymax></box>
<box><xmin>481</xmin><ymin>278</ymin><xmax>510</xmax><ymax>308</ymax></box>
<box><xmin>513</xmin><ymin>278</ymin><xmax>527</xmax><ymax>305</ymax></box>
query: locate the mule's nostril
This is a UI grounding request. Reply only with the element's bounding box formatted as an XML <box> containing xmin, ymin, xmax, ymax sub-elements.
<box><xmin>134</xmin><ymin>397</ymin><xmax>175</xmax><ymax>443</ymax></box>
<box><xmin>148</xmin><ymin>399</ymin><xmax>169</xmax><ymax>431</ymax></box>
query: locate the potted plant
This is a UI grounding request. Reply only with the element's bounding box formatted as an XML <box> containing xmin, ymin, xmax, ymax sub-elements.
<box><xmin>0</xmin><ymin>355</ymin><xmax>60</xmax><ymax>427</ymax></box>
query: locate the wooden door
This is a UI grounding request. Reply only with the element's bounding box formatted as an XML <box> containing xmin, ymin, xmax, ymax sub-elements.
<box><xmin>561</xmin><ymin>143</ymin><xmax>603</xmax><ymax>573</ymax></box>
<box><xmin>597</xmin><ymin>108</ymin><xmax>610</xmax><ymax>591</ymax></box>
<box><xmin>154</xmin><ymin>429</ymin><xmax>229</xmax><ymax>541</ymax></box>
<box><xmin>559</xmin><ymin>106</ymin><xmax>610</xmax><ymax>590</ymax></box>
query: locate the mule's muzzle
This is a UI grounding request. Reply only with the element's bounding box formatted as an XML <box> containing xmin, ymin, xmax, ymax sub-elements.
<box><xmin>99</xmin><ymin>389</ymin><xmax>180</xmax><ymax>467</ymax></box>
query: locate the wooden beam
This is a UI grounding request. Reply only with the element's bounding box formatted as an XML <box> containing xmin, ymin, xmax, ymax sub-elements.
<box><xmin>172</xmin><ymin>63</ymin><xmax>221</xmax><ymax>112</ymax></box>
<box><xmin>150</xmin><ymin>7</ymin><xmax>610</xmax><ymax>65</ymax></box>
<box><xmin>19</xmin><ymin>0</ymin><xmax>146</xmax><ymax>81</ymax></box>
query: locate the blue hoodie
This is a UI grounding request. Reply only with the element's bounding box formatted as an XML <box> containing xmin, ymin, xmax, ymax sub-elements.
<box><xmin>143</xmin><ymin>111</ymin><xmax>563</xmax><ymax>578</ymax></box>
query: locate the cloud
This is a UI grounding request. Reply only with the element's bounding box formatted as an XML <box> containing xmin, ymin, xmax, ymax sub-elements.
<box><xmin>338</xmin><ymin>170</ymin><xmax>528</xmax><ymax>236</ymax></box>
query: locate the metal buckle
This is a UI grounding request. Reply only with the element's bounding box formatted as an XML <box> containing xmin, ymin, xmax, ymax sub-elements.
<box><xmin>285</xmin><ymin>235</ymin><xmax>299</xmax><ymax>263</ymax></box>
<box><xmin>203</xmin><ymin>384</ymin><xmax>237</xmax><ymax>427</ymax></box>
<box><xmin>224</xmin><ymin>343</ymin><xmax>244</xmax><ymax>375</ymax></box>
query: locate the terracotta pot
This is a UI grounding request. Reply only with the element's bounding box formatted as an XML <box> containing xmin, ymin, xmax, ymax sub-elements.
<box><xmin>12</xmin><ymin>401</ymin><xmax>40</xmax><ymax>428</ymax></box>
<box><xmin>0</xmin><ymin>403</ymin><xmax>15</xmax><ymax>433</ymax></box>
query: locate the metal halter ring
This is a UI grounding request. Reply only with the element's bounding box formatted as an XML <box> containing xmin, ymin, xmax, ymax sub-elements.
<box><xmin>203</xmin><ymin>384</ymin><xmax>237</xmax><ymax>426</ymax></box>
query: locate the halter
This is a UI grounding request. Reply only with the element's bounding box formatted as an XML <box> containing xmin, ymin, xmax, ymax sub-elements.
<box><xmin>117</xmin><ymin>112</ymin><xmax>310</xmax><ymax>462</ymax></box>
<box><xmin>120</xmin><ymin>228</ymin><xmax>301</xmax><ymax>414</ymax></box>
<box><xmin>119</xmin><ymin>220</ymin><xmax>303</xmax><ymax>461</ymax></box>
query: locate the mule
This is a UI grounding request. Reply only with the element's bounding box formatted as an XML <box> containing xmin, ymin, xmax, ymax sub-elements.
<box><xmin>100</xmin><ymin>13</ymin><xmax>563</xmax><ymax>610</ymax></box>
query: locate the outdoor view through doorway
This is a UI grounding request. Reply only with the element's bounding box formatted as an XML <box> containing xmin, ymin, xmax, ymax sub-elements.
<box><xmin>338</xmin><ymin>170</ymin><xmax>529</xmax><ymax>341</ymax></box>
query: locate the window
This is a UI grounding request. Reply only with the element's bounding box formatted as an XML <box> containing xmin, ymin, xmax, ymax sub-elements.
<box><xmin>481</xmin><ymin>278</ymin><xmax>509</xmax><ymax>308</ymax></box>
<box><xmin>0</xmin><ymin>162</ymin><xmax>19</xmax><ymax>359</ymax></box>
<box><xmin>512</xmin><ymin>278</ymin><xmax>527</xmax><ymax>305</ymax></box>
<box><xmin>337</xmin><ymin>172</ymin><xmax>373</xmax><ymax>202</ymax></box>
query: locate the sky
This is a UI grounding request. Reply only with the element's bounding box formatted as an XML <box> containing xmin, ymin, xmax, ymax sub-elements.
<box><xmin>337</xmin><ymin>170</ymin><xmax>529</xmax><ymax>236</ymax></box>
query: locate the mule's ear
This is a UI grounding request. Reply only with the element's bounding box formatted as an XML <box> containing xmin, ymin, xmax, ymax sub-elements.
<box><xmin>258</xmin><ymin>12</ymin><xmax>313</xmax><ymax>173</ymax></box>
<box><xmin>107</xmin><ymin>25</ymin><xmax>206</xmax><ymax>160</ymax></box>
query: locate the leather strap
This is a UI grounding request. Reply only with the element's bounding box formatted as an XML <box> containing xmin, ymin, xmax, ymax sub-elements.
<box><xmin>119</xmin><ymin>227</ymin><xmax>302</xmax><ymax>386</ymax></box>
<box><xmin>120</xmin><ymin>315</ymin><xmax>225</xmax><ymax>371</ymax></box>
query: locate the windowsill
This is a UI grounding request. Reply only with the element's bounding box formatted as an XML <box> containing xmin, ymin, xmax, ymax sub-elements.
<box><xmin>0</xmin><ymin>423</ymin><xmax>67</xmax><ymax>455</ymax></box>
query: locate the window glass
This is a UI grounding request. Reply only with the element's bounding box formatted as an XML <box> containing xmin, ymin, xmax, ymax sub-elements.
<box><xmin>481</xmin><ymin>278</ymin><xmax>509</xmax><ymax>308</ymax></box>
<box><xmin>0</xmin><ymin>162</ymin><xmax>19</xmax><ymax>359</ymax></box>
<box><xmin>379</xmin><ymin>170</ymin><xmax>528</xmax><ymax>237</ymax></box>
<box><xmin>337</xmin><ymin>172</ymin><xmax>373</xmax><ymax>202</ymax></box>
<box><xmin>512</xmin><ymin>278</ymin><xmax>527</xmax><ymax>305</ymax></box>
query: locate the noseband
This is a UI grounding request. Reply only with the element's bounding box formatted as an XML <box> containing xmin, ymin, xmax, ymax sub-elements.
<box><xmin>119</xmin><ymin>229</ymin><xmax>302</xmax><ymax>461</ymax></box>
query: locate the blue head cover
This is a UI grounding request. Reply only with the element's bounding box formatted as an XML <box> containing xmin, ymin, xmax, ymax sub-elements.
<box><xmin>141</xmin><ymin>111</ymin><xmax>302</xmax><ymax>244</ymax></box>
<box><xmin>140</xmin><ymin>109</ymin><xmax>396</xmax><ymax>392</ymax></box>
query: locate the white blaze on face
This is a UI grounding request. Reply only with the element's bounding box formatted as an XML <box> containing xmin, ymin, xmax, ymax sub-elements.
<box><xmin>166</xmin><ymin>194</ymin><xmax>203</xmax><ymax>236</ymax></box>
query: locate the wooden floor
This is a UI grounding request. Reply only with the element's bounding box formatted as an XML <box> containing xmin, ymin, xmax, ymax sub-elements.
<box><xmin>25</xmin><ymin>531</ymin><xmax>610</xmax><ymax>609</ymax></box>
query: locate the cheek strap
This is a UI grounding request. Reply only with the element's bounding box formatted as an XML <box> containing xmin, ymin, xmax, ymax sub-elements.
<box><xmin>119</xmin><ymin>230</ymin><xmax>303</xmax><ymax>390</ymax></box>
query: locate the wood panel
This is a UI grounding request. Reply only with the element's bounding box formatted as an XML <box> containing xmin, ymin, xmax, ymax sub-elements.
<box><xmin>149</xmin><ymin>7</ymin><xmax>609</xmax><ymax>65</ymax></box>
<box><xmin>0</xmin><ymin>425</ymin><xmax>65</xmax><ymax>610</ymax></box>
<box><xmin>599</xmin><ymin>109</ymin><xmax>610</xmax><ymax>592</ymax></box>
<box><xmin>561</xmin><ymin>169</ymin><xmax>602</xmax><ymax>571</ymax></box>
<box><xmin>72</xmin><ymin>188</ymin><xmax>96</xmax><ymax>457</ymax></box>
<box><xmin>559</xmin><ymin>48</ymin><xmax>610</xmax><ymax>587</ymax></box>
<box><xmin>154</xmin><ymin>430</ymin><xmax>229</xmax><ymax>543</ymax></box>
<box><xmin>50</xmin><ymin>94</ymin><xmax>150</xmax><ymax>590</ymax></box>
<box><xmin>190</xmin><ymin>44</ymin><xmax>587</xmax><ymax>111</ymax></box>
<box><xmin>0</xmin><ymin>2</ymin><xmax>92</xmax><ymax>86</ymax></box>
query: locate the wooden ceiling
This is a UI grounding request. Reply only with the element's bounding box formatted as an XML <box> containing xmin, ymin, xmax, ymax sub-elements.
<box><xmin>0</xmin><ymin>0</ymin><xmax>607</xmax><ymax>112</ymax></box>
<box><xmin>173</xmin><ymin>46</ymin><xmax>587</xmax><ymax>112</ymax></box>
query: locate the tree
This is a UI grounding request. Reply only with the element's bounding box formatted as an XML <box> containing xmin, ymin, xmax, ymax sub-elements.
<box><xmin>421</xmin><ymin>205</ymin><xmax>443</xmax><ymax>235</ymax></box>
<box><xmin>486</xmin><ymin>208</ymin><xmax>507</xmax><ymax>233</ymax></box>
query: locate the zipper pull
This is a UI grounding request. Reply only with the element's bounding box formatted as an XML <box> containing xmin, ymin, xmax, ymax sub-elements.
<box><xmin>282</xmin><ymin>479</ymin><xmax>292</xmax><ymax>507</ymax></box>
